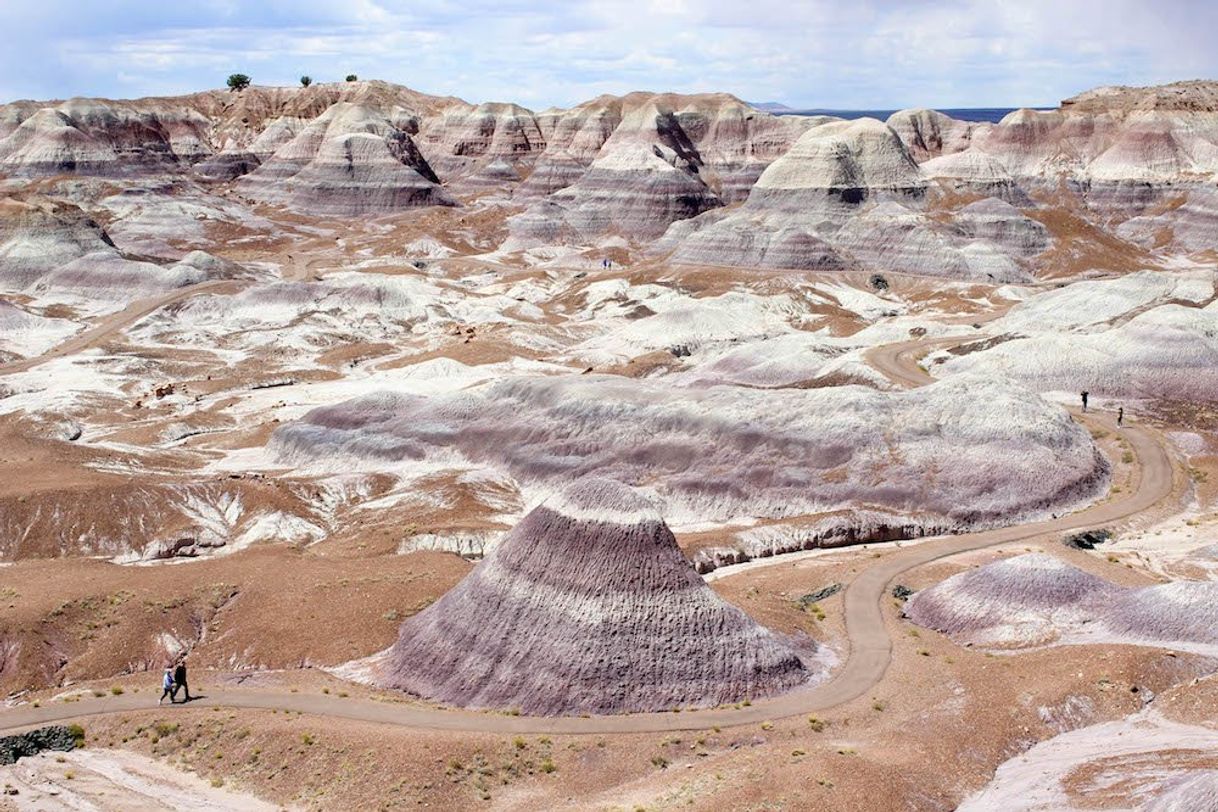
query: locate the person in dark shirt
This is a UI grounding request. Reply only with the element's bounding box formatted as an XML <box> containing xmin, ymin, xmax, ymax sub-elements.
<box><xmin>172</xmin><ymin>659</ymin><xmax>191</xmax><ymax>703</ymax></box>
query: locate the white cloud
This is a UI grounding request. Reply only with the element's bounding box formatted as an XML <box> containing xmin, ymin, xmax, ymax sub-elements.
<box><xmin>0</xmin><ymin>0</ymin><xmax>1215</xmax><ymax>108</ymax></box>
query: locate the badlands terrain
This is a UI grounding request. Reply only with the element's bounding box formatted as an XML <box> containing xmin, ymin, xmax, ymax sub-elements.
<box><xmin>0</xmin><ymin>77</ymin><xmax>1214</xmax><ymax>810</ymax></box>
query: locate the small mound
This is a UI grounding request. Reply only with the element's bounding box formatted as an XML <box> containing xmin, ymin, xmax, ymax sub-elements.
<box><xmin>910</xmin><ymin>553</ymin><xmax>1218</xmax><ymax>655</ymax></box>
<box><xmin>905</xmin><ymin>553</ymin><xmax>1117</xmax><ymax>646</ymax></box>
<box><xmin>1106</xmin><ymin>581</ymin><xmax>1218</xmax><ymax>647</ymax></box>
<box><xmin>381</xmin><ymin>477</ymin><xmax>814</xmax><ymax>715</ymax></box>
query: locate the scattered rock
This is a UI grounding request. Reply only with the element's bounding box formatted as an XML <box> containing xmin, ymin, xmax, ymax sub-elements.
<box><xmin>797</xmin><ymin>584</ymin><xmax>843</xmax><ymax>608</ymax></box>
<box><xmin>0</xmin><ymin>725</ymin><xmax>83</xmax><ymax>766</ymax></box>
<box><xmin>1063</xmin><ymin>529</ymin><xmax>1114</xmax><ymax>550</ymax></box>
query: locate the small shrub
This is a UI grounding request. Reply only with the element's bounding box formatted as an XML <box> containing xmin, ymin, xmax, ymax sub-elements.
<box><xmin>345</xmin><ymin>74</ymin><xmax>358</xmax><ymax>82</ymax></box>
<box><xmin>211</xmin><ymin>777</ymin><xmax>224</xmax><ymax>788</ymax></box>
<box><xmin>67</xmin><ymin>724</ymin><xmax>85</xmax><ymax>743</ymax></box>
<box><xmin>513</xmin><ymin>736</ymin><xmax>527</xmax><ymax>750</ymax></box>
<box><xmin>300</xmin><ymin>75</ymin><xmax>312</xmax><ymax>87</ymax></box>
<box><xmin>872</xmin><ymin>700</ymin><xmax>886</xmax><ymax>712</ymax></box>
<box><xmin>301</xmin><ymin>733</ymin><xmax>315</xmax><ymax>746</ymax></box>
<box><xmin>539</xmin><ymin>758</ymin><xmax>556</xmax><ymax>774</ymax></box>
<box><xmin>110</xmin><ymin>686</ymin><xmax>124</xmax><ymax>696</ymax></box>
<box><xmin>650</xmin><ymin>755</ymin><xmax>669</xmax><ymax>769</ymax></box>
<box><xmin>807</xmin><ymin>715</ymin><xmax>827</xmax><ymax>732</ymax></box>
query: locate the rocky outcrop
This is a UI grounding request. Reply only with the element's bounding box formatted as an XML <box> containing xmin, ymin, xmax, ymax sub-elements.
<box><xmin>953</xmin><ymin>197</ymin><xmax>1051</xmax><ymax>257</ymax></box>
<box><xmin>506</xmin><ymin>93</ymin><xmax>811</xmax><ymax>246</ymax></box>
<box><xmin>0</xmin><ymin>726</ymin><xmax>83</xmax><ymax>765</ymax></box>
<box><xmin>0</xmin><ymin>99</ymin><xmax>212</xmax><ymax>176</ymax></box>
<box><xmin>415</xmin><ymin>102</ymin><xmax>545</xmax><ymax>189</ymax></box>
<box><xmin>381</xmin><ymin>478</ymin><xmax>815</xmax><ymax>715</ymax></box>
<box><xmin>885</xmin><ymin>108</ymin><xmax>975</xmax><ymax>162</ymax></box>
<box><xmin>0</xmin><ymin>195</ymin><xmax>226</xmax><ymax>302</ymax></box>
<box><xmin>0</xmin><ymin>196</ymin><xmax>116</xmax><ymax>289</ymax></box>
<box><xmin>657</xmin><ymin>117</ymin><xmax>1033</xmax><ymax>280</ymax></box>
<box><xmin>236</xmin><ymin>102</ymin><xmax>453</xmax><ymax>215</ymax></box>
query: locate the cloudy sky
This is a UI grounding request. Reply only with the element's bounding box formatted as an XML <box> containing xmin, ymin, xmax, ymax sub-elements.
<box><xmin>2</xmin><ymin>0</ymin><xmax>1215</xmax><ymax>109</ymax></box>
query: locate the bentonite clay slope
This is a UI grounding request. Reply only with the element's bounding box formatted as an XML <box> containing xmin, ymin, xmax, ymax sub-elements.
<box><xmin>273</xmin><ymin>373</ymin><xmax>1109</xmax><ymax>532</ymax></box>
<box><xmin>906</xmin><ymin>552</ymin><xmax>1218</xmax><ymax>654</ymax></box>
<box><xmin>382</xmin><ymin>478</ymin><xmax>815</xmax><ymax>715</ymax></box>
<box><xmin>0</xmin><ymin>81</ymin><xmax>463</xmax><ymax>178</ymax></box>
<box><xmin>235</xmin><ymin>102</ymin><xmax>453</xmax><ymax>215</ymax></box>
<box><xmin>656</xmin><ymin>117</ymin><xmax>1038</xmax><ymax>280</ymax></box>
<box><xmin>505</xmin><ymin>92</ymin><xmax>811</xmax><ymax>244</ymax></box>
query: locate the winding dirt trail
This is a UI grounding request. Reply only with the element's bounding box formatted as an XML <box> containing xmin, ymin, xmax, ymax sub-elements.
<box><xmin>0</xmin><ymin>335</ymin><xmax>1177</xmax><ymax>734</ymax></box>
<box><xmin>0</xmin><ymin>279</ymin><xmax>245</xmax><ymax>376</ymax></box>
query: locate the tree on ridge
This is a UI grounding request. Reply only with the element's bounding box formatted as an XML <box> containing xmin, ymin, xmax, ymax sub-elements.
<box><xmin>226</xmin><ymin>74</ymin><xmax>251</xmax><ymax>92</ymax></box>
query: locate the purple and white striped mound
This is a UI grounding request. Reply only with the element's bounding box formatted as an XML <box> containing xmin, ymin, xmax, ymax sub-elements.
<box><xmin>381</xmin><ymin>478</ymin><xmax>816</xmax><ymax>715</ymax></box>
<box><xmin>907</xmin><ymin>553</ymin><xmax>1218</xmax><ymax>654</ymax></box>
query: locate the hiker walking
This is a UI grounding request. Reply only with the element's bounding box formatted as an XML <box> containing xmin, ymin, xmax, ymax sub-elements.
<box><xmin>158</xmin><ymin>665</ymin><xmax>175</xmax><ymax>705</ymax></box>
<box><xmin>1117</xmin><ymin>406</ymin><xmax>1124</xmax><ymax>427</ymax></box>
<box><xmin>1081</xmin><ymin>391</ymin><xmax>1089</xmax><ymax>412</ymax></box>
<box><xmin>172</xmin><ymin>659</ymin><xmax>191</xmax><ymax>703</ymax></box>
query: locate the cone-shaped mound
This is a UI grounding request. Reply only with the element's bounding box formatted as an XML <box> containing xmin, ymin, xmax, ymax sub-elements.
<box><xmin>381</xmin><ymin>478</ymin><xmax>813</xmax><ymax>715</ymax></box>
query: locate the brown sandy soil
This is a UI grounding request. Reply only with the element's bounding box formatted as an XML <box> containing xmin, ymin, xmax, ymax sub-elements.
<box><xmin>0</xmin><ymin>548</ymin><xmax>469</xmax><ymax>696</ymax></box>
<box><xmin>1024</xmin><ymin>187</ymin><xmax>1161</xmax><ymax>278</ymax></box>
<box><xmin>0</xmin><ymin>416</ymin><xmax>124</xmax><ymax>499</ymax></box>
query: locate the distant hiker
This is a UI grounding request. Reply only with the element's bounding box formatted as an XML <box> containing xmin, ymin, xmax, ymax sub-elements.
<box><xmin>1117</xmin><ymin>406</ymin><xmax>1124</xmax><ymax>427</ymax></box>
<box><xmin>1081</xmin><ymin>391</ymin><xmax>1089</xmax><ymax>412</ymax></box>
<box><xmin>159</xmin><ymin>666</ymin><xmax>175</xmax><ymax>705</ymax></box>
<box><xmin>173</xmin><ymin>660</ymin><xmax>191</xmax><ymax>703</ymax></box>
